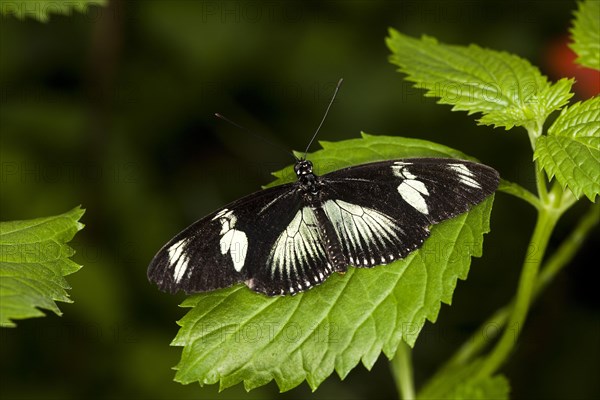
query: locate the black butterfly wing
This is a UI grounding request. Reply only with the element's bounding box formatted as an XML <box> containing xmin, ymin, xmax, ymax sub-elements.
<box><xmin>318</xmin><ymin>158</ymin><xmax>499</xmax><ymax>268</ymax></box>
<box><xmin>148</xmin><ymin>182</ymin><xmax>335</xmax><ymax>296</ymax></box>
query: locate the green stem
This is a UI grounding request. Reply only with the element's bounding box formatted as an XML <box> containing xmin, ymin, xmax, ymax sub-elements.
<box><xmin>534</xmin><ymin>161</ymin><xmax>550</xmax><ymax>205</ymax></box>
<box><xmin>550</xmin><ymin>181</ymin><xmax>577</xmax><ymax>214</ymax></box>
<box><xmin>498</xmin><ymin>179</ymin><xmax>541</xmax><ymax>209</ymax></box>
<box><xmin>527</xmin><ymin>125</ymin><xmax>550</xmax><ymax>206</ymax></box>
<box><xmin>473</xmin><ymin>207</ymin><xmax>559</xmax><ymax>378</ymax></box>
<box><xmin>469</xmin><ymin>124</ymin><xmax>557</xmax><ymax>375</ymax></box>
<box><xmin>419</xmin><ymin>205</ymin><xmax>598</xmax><ymax>398</ymax></box>
<box><xmin>537</xmin><ymin>204</ymin><xmax>599</xmax><ymax>289</ymax></box>
<box><xmin>440</xmin><ymin>204</ymin><xmax>598</xmax><ymax>372</ymax></box>
<box><xmin>442</xmin><ymin>306</ymin><xmax>509</xmax><ymax>371</ymax></box>
<box><xmin>392</xmin><ymin>341</ymin><xmax>416</xmax><ymax>400</ymax></box>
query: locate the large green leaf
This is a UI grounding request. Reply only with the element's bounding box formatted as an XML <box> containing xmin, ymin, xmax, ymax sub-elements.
<box><xmin>172</xmin><ymin>135</ymin><xmax>496</xmax><ymax>392</ymax></box>
<box><xmin>534</xmin><ymin>96</ymin><xmax>600</xmax><ymax>201</ymax></box>
<box><xmin>570</xmin><ymin>0</ymin><xmax>600</xmax><ymax>70</ymax></box>
<box><xmin>266</xmin><ymin>133</ymin><xmax>474</xmax><ymax>188</ymax></box>
<box><xmin>386</xmin><ymin>30</ymin><xmax>574</xmax><ymax>131</ymax></box>
<box><xmin>0</xmin><ymin>207</ymin><xmax>85</xmax><ymax>327</ymax></box>
<box><xmin>0</xmin><ymin>0</ymin><xmax>106</xmax><ymax>22</ymax></box>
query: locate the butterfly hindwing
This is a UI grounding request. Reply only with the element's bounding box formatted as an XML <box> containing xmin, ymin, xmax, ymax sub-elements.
<box><xmin>249</xmin><ymin>203</ymin><xmax>338</xmax><ymax>295</ymax></box>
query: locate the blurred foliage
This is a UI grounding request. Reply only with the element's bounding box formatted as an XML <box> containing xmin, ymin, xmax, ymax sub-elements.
<box><xmin>0</xmin><ymin>0</ymin><xmax>107</xmax><ymax>22</ymax></box>
<box><xmin>0</xmin><ymin>1</ymin><xmax>597</xmax><ymax>399</ymax></box>
<box><xmin>570</xmin><ymin>0</ymin><xmax>600</xmax><ymax>70</ymax></box>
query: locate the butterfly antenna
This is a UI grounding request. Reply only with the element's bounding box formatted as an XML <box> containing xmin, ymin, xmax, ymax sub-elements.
<box><xmin>303</xmin><ymin>78</ymin><xmax>343</xmax><ymax>159</ymax></box>
<box><xmin>214</xmin><ymin>113</ymin><xmax>296</xmax><ymax>161</ymax></box>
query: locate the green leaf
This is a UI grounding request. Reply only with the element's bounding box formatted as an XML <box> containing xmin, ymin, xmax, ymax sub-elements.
<box><xmin>418</xmin><ymin>360</ymin><xmax>510</xmax><ymax>400</ymax></box>
<box><xmin>0</xmin><ymin>0</ymin><xmax>106</xmax><ymax>22</ymax></box>
<box><xmin>0</xmin><ymin>206</ymin><xmax>85</xmax><ymax>328</ymax></box>
<box><xmin>172</xmin><ymin>135</ymin><xmax>496</xmax><ymax>392</ymax></box>
<box><xmin>570</xmin><ymin>0</ymin><xmax>600</xmax><ymax>70</ymax></box>
<box><xmin>451</xmin><ymin>375</ymin><xmax>510</xmax><ymax>400</ymax></box>
<box><xmin>386</xmin><ymin>30</ymin><xmax>574</xmax><ymax>131</ymax></box>
<box><xmin>534</xmin><ymin>96</ymin><xmax>600</xmax><ymax>201</ymax></box>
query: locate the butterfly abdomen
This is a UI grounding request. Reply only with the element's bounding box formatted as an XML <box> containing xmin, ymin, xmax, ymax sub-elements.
<box><xmin>311</xmin><ymin>206</ymin><xmax>348</xmax><ymax>273</ymax></box>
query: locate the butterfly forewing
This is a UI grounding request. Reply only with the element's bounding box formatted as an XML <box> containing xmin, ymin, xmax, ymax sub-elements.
<box><xmin>148</xmin><ymin>157</ymin><xmax>499</xmax><ymax>296</ymax></box>
<box><xmin>315</xmin><ymin>158</ymin><xmax>499</xmax><ymax>269</ymax></box>
<box><xmin>323</xmin><ymin>158</ymin><xmax>499</xmax><ymax>222</ymax></box>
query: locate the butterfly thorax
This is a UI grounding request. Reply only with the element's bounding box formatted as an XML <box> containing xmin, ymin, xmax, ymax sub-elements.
<box><xmin>295</xmin><ymin>159</ymin><xmax>321</xmax><ymax>195</ymax></box>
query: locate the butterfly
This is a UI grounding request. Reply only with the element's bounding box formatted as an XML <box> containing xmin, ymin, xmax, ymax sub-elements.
<box><xmin>148</xmin><ymin>155</ymin><xmax>499</xmax><ymax>296</ymax></box>
<box><xmin>147</xmin><ymin>80</ymin><xmax>500</xmax><ymax>296</ymax></box>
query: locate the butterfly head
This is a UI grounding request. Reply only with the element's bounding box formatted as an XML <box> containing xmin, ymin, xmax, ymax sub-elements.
<box><xmin>294</xmin><ymin>159</ymin><xmax>314</xmax><ymax>177</ymax></box>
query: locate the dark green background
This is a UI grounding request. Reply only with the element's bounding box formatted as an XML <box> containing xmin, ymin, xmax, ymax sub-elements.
<box><xmin>1</xmin><ymin>1</ymin><xmax>598</xmax><ymax>399</ymax></box>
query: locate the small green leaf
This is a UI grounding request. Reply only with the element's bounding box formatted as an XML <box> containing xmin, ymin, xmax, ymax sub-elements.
<box><xmin>570</xmin><ymin>0</ymin><xmax>600</xmax><ymax>70</ymax></box>
<box><xmin>534</xmin><ymin>96</ymin><xmax>600</xmax><ymax>201</ymax></box>
<box><xmin>0</xmin><ymin>0</ymin><xmax>106</xmax><ymax>22</ymax></box>
<box><xmin>386</xmin><ymin>30</ymin><xmax>574</xmax><ymax>131</ymax></box>
<box><xmin>451</xmin><ymin>375</ymin><xmax>510</xmax><ymax>400</ymax></box>
<box><xmin>0</xmin><ymin>206</ymin><xmax>85</xmax><ymax>328</ymax></box>
<box><xmin>418</xmin><ymin>359</ymin><xmax>510</xmax><ymax>400</ymax></box>
<box><xmin>172</xmin><ymin>135</ymin><xmax>496</xmax><ymax>392</ymax></box>
<box><xmin>548</xmin><ymin>96</ymin><xmax>600</xmax><ymax>138</ymax></box>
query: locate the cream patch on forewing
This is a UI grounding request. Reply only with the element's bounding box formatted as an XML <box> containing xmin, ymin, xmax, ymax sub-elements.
<box><xmin>168</xmin><ymin>238</ymin><xmax>190</xmax><ymax>283</ymax></box>
<box><xmin>448</xmin><ymin>163</ymin><xmax>482</xmax><ymax>189</ymax></box>
<box><xmin>392</xmin><ymin>163</ymin><xmax>430</xmax><ymax>214</ymax></box>
<box><xmin>214</xmin><ymin>209</ymin><xmax>249</xmax><ymax>271</ymax></box>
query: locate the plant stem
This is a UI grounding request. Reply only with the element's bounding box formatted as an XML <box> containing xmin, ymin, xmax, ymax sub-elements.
<box><xmin>534</xmin><ymin>161</ymin><xmax>550</xmax><ymax>205</ymax></box>
<box><xmin>498</xmin><ymin>179</ymin><xmax>540</xmax><ymax>209</ymax></box>
<box><xmin>438</xmin><ymin>204</ymin><xmax>598</xmax><ymax>372</ymax></box>
<box><xmin>527</xmin><ymin>125</ymin><xmax>550</xmax><ymax>206</ymax></box>
<box><xmin>550</xmin><ymin>181</ymin><xmax>577</xmax><ymax>214</ymax></box>
<box><xmin>470</xmin><ymin>124</ymin><xmax>558</xmax><ymax>378</ymax></box>
<box><xmin>392</xmin><ymin>341</ymin><xmax>416</xmax><ymax>400</ymax></box>
<box><xmin>536</xmin><ymin>204</ymin><xmax>598</xmax><ymax>289</ymax></box>
<box><xmin>473</xmin><ymin>207</ymin><xmax>559</xmax><ymax>379</ymax></box>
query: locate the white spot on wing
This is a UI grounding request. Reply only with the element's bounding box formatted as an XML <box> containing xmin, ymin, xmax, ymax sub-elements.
<box><xmin>392</xmin><ymin>164</ymin><xmax>430</xmax><ymax>214</ymax></box>
<box><xmin>397</xmin><ymin>180</ymin><xmax>429</xmax><ymax>214</ymax></box>
<box><xmin>214</xmin><ymin>209</ymin><xmax>249</xmax><ymax>271</ymax></box>
<box><xmin>220</xmin><ymin>229</ymin><xmax>248</xmax><ymax>272</ymax></box>
<box><xmin>212</xmin><ymin>208</ymin><xmax>231</xmax><ymax>220</ymax></box>
<box><xmin>449</xmin><ymin>163</ymin><xmax>482</xmax><ymax>189</ymax></box>
<box><xmin>168</xmin><ymin>239</ymin><xmax>190</xmax><ymax>283</ymax></box>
